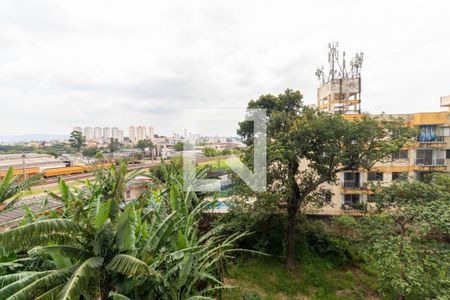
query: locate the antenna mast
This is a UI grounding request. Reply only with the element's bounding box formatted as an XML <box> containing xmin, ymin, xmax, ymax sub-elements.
<box><xmin>316</xmin><ymin>43</ymin><xmax>364</xmax><ymax>114</ymax></box>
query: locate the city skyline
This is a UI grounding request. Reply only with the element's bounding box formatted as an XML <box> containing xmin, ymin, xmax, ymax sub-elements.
<box><xmin>1</xmin><ymin>1</ymin><xmax>450</xmax><ymax>137</ymax></box>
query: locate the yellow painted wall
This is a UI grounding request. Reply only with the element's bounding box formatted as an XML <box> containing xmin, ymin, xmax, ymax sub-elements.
<box><xmin>409</xmin><ymin>112</ymin><xmax>450</xmax><ymax>126</ymax></box>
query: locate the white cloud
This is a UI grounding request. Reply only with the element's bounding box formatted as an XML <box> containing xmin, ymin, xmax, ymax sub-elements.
<box><xmin>0</xmin><ymin>0</ymin><xmax>449</xmax><ymax>136</ymax></box>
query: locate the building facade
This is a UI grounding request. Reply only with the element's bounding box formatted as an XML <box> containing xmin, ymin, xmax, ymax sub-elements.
<box><xmin>94</xmin><ymin>127</ymin><xmax>102</xmax><ymax>141</ymax></box>
<box><xmin>103</xmin><ymin>127</ymin><xmax>111</xmax><ymax>139</ymax></box>
<box><xmin>314</xmin><ymin>108</ymin><xmax>450</xmax><ymax>216</ymax></box>
<box><xmin>136</xmin><ymin>126</ymin><xmax>147</xmax><ymax>142</ymax></box>
<box><xmin>310</xmin><ymin>45</ymin><xmax>450</xmax><ymax>215</ymax></box>
<box><xmin>111</xmin><ymin>127</ymin><xmax>120</xmax><ymax>140</ymax></box>
<box><xmin>83</xmin><ymin>127</ymin><xmax>93</xmax><ymax>141</ymax></box>
<box><xmin>148</xmin><ymin>126</ymin><xmax>154</xmax><ymax>140</ymax></box>
<box><xmin>128</xmin><ymin>126</ymin><xmax>136</xmax><ymax>143</ymax></box>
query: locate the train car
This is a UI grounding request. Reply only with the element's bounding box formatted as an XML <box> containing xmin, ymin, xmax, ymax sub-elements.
<box><xmin>84</xmin><ymin>163</ymin><xmax>112</xmax><ymax>172</ymax></box>
<box><xmin>1</xmin><ymin>163</ymin><xmax>114</xmax><ymax>180</ymax></box>
<box><xmin>43</xmin><ymin>166</ymin><xmax>87</xmax><ymax>178</ymax></box>
<box><xmin>42</xmin><ymin>163</ymin><xmax>113</xmax><ymax>178</ymax></box>
<box><xmin>0</xmin><ymin>167</ymin><xmax>40</xmax><ymax>179</ymax></box>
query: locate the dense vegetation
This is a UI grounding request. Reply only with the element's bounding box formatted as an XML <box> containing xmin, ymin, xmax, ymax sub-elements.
<box><xmin>0</xmin><ymin>162</ymin><xmax>245</xmax><ymax>299</ymax></box>
<box><xmin>236</xmin><ymin>89</ymin><xmax>416</xmax><ymax>270</ymax></box>
<box><xmin>0</xmin><ymin>167</ymin><xmax>41</xmax><ymax>205</ymax></box>
<box><xmin>219</xmin><ymin>173</ymin><xmax>450</xmax><ymax>299</ymax></box>
<box><xmin>0</xmin><ymin>144</ymin><xmax>75</xmax><ymax>157</ymax></box>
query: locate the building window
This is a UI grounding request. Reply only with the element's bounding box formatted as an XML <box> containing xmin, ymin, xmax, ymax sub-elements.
<box><xmin>447</xmin><ymin>149</ymin><xmax>450</xmax><ymax>159</ymax></box>
<box><xmin>344</xmin><ymin>194</ymin><xmax>359</xmax><ymax>204</ymax></box>
<box><xmin>416</xmin><ymin>149</ymin><xmax>445</xmax><ymax>166</ymax></box>
<box><xmin>416</xmin><ymin>149</ymin><xmax>433</xmax><ymax>165</ymax></box>
<box><xmin>392</xmin><ymin>150</ymin><xmax>408</xmax><ymax>160</ymax></box>
<box><xmin>342</xmin><ymin>194</ymin><xmax>362</xmax><ymax>210</ymax></box>
<box><xmin>324</xmin><ymin>191</ymin><xmax>332</xmax><ymax>203</ymax></box>
<box><xmin>367</xmin><ymin>195</ymin><xmax>376</xmax><ymax>203</ymax></box>
<box><xmin>343</xmin><ymin>172</ymin><xmax>360</xmax><ymax>188</ymax></box>
<box><xmin>367</xmin><ymin>172</ymin><xmax>383</xmax><ymax>181</ymax></box>
<box><xmin>416</xmin><ymin>171</ymin><xmax>434</xmax><ymax>182</ymax></box>
<box><xmin>392</xmin><ymin>172</ymin><xmax>407</xmax><ymax>181</ymax></box>
<box><xmin>418</xmin><ymin>125</ymin><xmax>444</xmax><ymax>142</ymax></box>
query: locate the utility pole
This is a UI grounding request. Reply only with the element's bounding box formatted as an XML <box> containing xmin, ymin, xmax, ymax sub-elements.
<box><xmin>21</xmin><ymin>154</ymin><xmax>26</xmax><ymax>179</ymax></box>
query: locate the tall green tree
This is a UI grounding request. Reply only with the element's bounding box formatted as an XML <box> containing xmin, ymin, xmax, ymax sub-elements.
<box><xmin>108</xmin><ymin>138</ymin><xmax>121</xmax><ymax>153</ymax></box>
<box><xmin>237</xmin><ymin>89</ymin><xmax>416</xmax><ymax>270</ymax></box>
<box><xmin>68</xmin><ymin>131</ymin><xmax>85</xmax><ymax>153</ymax></box>
<box><xmin>135</xmin><ymin>139</ymin><xmax>153</xmax><ymax>156</ymax></box>
<box><xmin>81</xmin><ymin>148</ymin><xmax>98</xmax><ymax>158</ymax></box>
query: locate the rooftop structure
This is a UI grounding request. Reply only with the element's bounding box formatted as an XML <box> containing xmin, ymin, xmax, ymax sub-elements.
<box><xmin>0</xmin><ymin>153</ymin><xmax>68</xmax><ymax>172</ymax></box>
<box><xmin>316</xmin><ymin>42</ymin><xmax>363</xmax><ymax>114</ymax></box>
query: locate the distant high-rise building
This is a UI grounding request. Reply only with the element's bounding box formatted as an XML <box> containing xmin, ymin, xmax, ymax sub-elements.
<box><xmin>112</xmin><ymin>127</ymin><xmax>120</xmax><ymax>140</ymax></box>
<box><xmin>103</xmin><ymin>127</ymin><xmax>111</xmax><ymax>139</ymax></box>
<box><xmin>84</xmin><ymin>127</ymin><xmax>93</xmax><ymax>140</ymax></box>
<box><xmin>136</xmin><ymin>126</ymin><xmax>147</xmax><ymax>142</ymax></box>
<box><xmin>118</xmin><ymin>130</ymin><xmax>124</xmax><ymax>142</ymax></box>
<box><xmin>148</xmin><ymin>126</ymin><xmax>154</xmax><ymax>140</ymax></box>
<box><xmin>129</xmin><ymin>126</ymin><xmax>136</xmax><ymax>143</ymax></box>
<box><xmin>73</xmin><ymin>127</ymin><xmax>83</xmax><ymax>133</ymax></box>
<box><xmin>94</xmin><ymin>127</ymin><xmax>102</xmax><ymax>140</ymax></box>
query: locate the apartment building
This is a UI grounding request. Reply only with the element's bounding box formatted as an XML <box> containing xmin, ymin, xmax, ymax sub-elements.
<box><xmin>94</xmin><ymin>127</ymin><xmax>102</xmax><ymax>141</ymax></box>
<box><xmin>83</xmin><ymin>127</ymin><xmax>93</xmax><ymax>141</ymax></box>
<box><xmin>148</xmin><ymin>126</ymin><xmax>155</xmax><ymax>140</ymax></box>
<box><xmin>111</xmin><ymin>127</ymin><xmax>120</xmax><ymax>140</ymax></box>
<box><xmin>103</xmin><ymin>127</ymin><xmax>111</xmax><ymax>139</ymax></box>
<box><xmin>315</xmin><ymin>107</ymin><xmax>450</xmax><ymax>216</ymax></box>
<box><xmin>136</xmin><ymin>126</ymin><xmax>147</xmax><ymax>141</ymax></box>
<box><xmin>310</xmin><ymin>44</ymin><xmax>450</xmax><ymax>215</ymax></box>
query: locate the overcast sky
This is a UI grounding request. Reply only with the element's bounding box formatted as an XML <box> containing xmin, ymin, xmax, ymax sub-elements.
<box><xmin>0</xmin><ymin>0</ymin><xmax>449</xmax><ymax>137</ymax></box>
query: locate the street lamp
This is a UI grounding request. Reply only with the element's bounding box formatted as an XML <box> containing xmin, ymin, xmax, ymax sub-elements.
<box><xmin>22</xmin><ymin>154</ymin><xmax>26</xmax><ymax>179</ymax></box>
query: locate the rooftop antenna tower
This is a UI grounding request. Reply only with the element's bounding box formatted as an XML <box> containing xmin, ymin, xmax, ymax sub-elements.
<box><xmin>316</xmin><ymin>42</ymin><xmax>363</xmax><ymax>114</ymax></box>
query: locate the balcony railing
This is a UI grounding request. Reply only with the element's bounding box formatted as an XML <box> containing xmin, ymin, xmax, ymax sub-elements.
<box><xmin>417</xmin><ymin>136</ymin><xmax>445</xmax><ymax>143</ymax></box>
<box><xmin>341</xmin><ymin>203</ymin><xmax>367</xmax><ymax>212</ymax></box>
<box><xmin>415</xmin><ymin>158</ymin><xmax>445</xmax><ymax>166</ymax></box>
<box><xmin>341</xmin><ymin>181</ymin><xmax>361</xmax><ymax>188</ymax></box>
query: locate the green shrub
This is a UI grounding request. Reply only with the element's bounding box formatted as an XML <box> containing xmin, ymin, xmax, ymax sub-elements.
<box><xmin>242</xmin><ymin>290</ymin><xmax>262</xmax><ymax>300</ymax></box>
<box><xmin>222</xmin><ymin>212</ymin><xmax>354</xmax><ymax>266</ymax></box>
<box><xmin>294</xmin><ymin>218</ymin><xmax>354</xmax><ymax>266</ymax></box>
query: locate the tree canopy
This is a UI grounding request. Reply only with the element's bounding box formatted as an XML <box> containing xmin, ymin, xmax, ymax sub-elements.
<box><xmin>108</xmin><ymin>138</ymin><xmax>121</xmax><ymax>153</ymax></box>
<box><xmin>135</xmin><ymin>139</ymin><xmax>153</xmax><ymax>153</ymax></box>
<box><xmin>237</xmin><ymin>89</ymin><xmax>416</xmax><ymax>270</ymax></box>
<box><xmin>358</xmin><ymin>174</ymin><xmax>450</xmax><ymax>299</ymax></box>
<box><xmin>68</xmin><ymin>131</ymin><xmax>85</xmax><ymax>153</ymax></box>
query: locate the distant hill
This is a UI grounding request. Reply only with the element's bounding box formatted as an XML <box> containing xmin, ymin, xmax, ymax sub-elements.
<box><xmin>0</xmin><ymin>134</ymin><xmax>68</xmax><ymax>143</ymax></box>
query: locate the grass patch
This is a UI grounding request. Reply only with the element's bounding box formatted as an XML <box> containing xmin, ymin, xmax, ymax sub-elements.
<box><xmin>223</xmin><ymin>257</ymin><xmax>379</xmax><ymax>300</ymax></box>
<box><xmin>197</xmin><ymin>157</ymin><xmax>242</xmax><ymax>171</ymax></box>
<box><xmin>21</xmin><ymin>181</ymin><xmax>84</xmax><ymax>197</ymax></box>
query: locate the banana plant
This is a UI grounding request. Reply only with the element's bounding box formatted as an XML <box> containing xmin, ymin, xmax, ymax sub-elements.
<box><xmin>0</xmin><ymin>161</ymin><xmax>249</xmax><ymax>299</ymax></box>
<box><xmin>0</xmin><ymin>167</ymin><xmax>42</xmax><ymax>206</ymax></box>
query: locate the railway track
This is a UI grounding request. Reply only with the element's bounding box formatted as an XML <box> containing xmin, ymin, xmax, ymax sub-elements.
<box><xmin>36</xmin><ymin>156</ymin><xmax>233</xmax><ymax>187</ymax></box>
<box><xmin>1</xmin><ymin>156</ymin><xmax>235</xmax><ymax>229</ymax></box>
